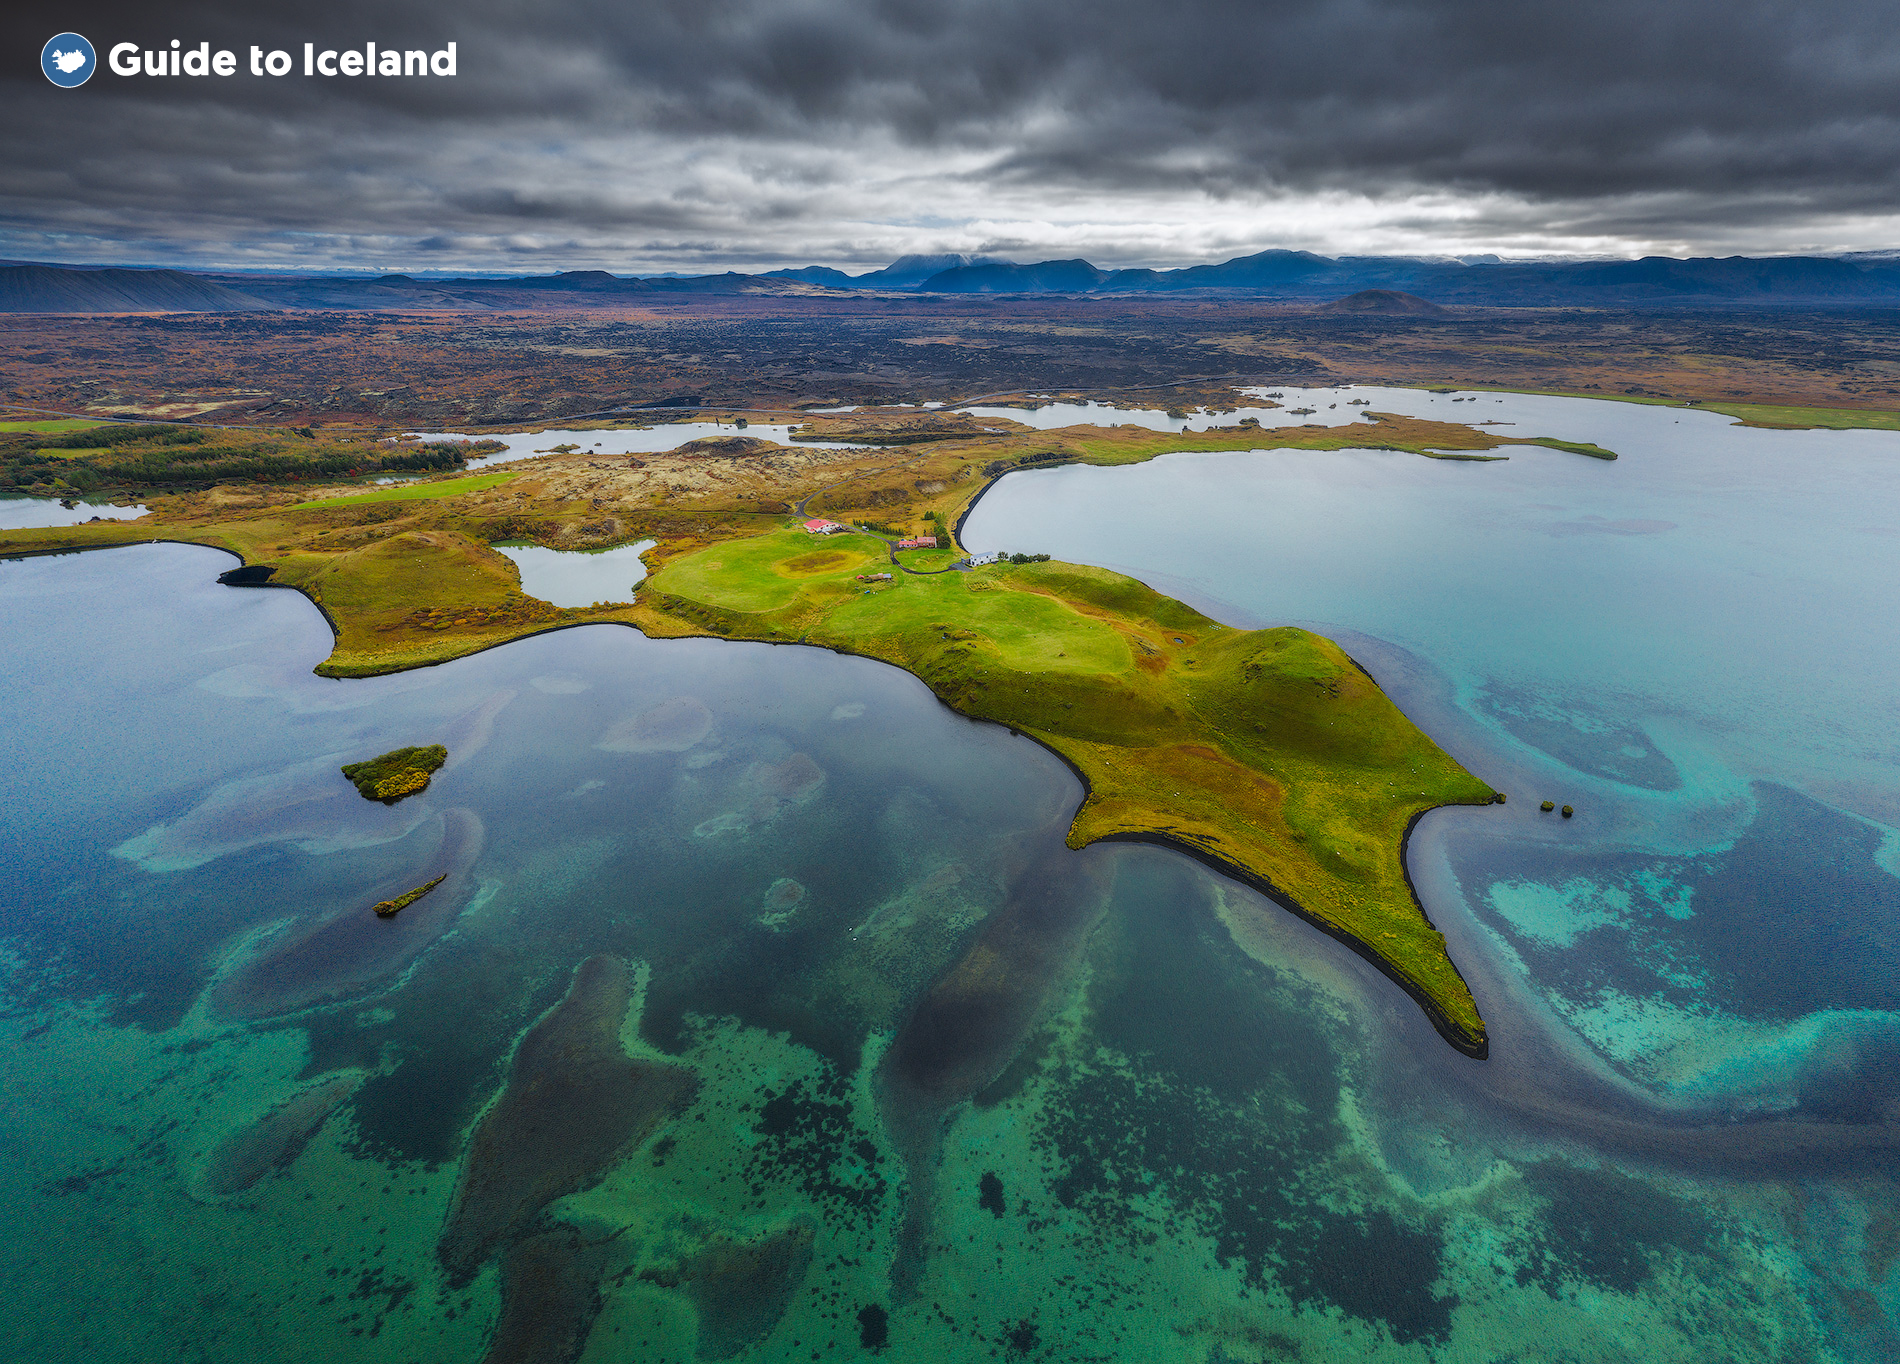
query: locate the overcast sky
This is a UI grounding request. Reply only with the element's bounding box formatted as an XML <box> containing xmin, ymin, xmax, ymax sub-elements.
<box><xmin>7</xmin><ymin>0</ymin><xmax>1900</xmax><ymax>272</ymax></box>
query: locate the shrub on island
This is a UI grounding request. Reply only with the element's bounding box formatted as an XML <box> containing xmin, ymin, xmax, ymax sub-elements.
<box><xmin>341</xmin><ymin>744</ymin><xmax>448</xmax><ymax>803</ymax></box>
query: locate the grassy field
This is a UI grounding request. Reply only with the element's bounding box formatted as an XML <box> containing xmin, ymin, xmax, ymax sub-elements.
<box><xmin>657</xmin><ymin>528</ymin><xmax>887</xmax><ymax>611</ymax></box>
<box><xmin>285</xmin><ymin>470</ymin><xmax>518</xmax><ymax>510</ymax></box>
<box><xmin>1697</xmin><ymin>401</ymin><xmax>1900</xmax><ymax>430</ymax></box>
<box><xmin>0</xmin><ymin>417</ymin><xmax>111</xmax><ymax>434</ymax></box>
<box><xmin>642</xmin><ymin>538</ymin><xmax>1497</xmax><ymax>1053</ymax></box>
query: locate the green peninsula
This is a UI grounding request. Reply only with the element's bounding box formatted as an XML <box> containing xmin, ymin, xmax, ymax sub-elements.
<box><xmin>646</xmin><ymin>530</ymin><xmax>1497</xmax><ymax>1052</ymax></box>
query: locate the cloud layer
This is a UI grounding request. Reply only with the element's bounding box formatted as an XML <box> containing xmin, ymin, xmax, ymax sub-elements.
<box><xmin>7</xmin><ymin>0</ymin><xmax>1900</xmax><ymax>269</ymax></box>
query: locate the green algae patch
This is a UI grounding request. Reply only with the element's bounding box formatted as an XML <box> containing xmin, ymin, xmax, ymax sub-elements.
<box><xmin>645</xmin><ymin>539</ymin><xmax>1497</xmax><ymax>1056</ymax></box>
<box><xmin>342</xmin><ymin>744</ymin><xmax>447</xmax><ymax>802</ymax></box>
<box><xmin>373</xmin><ymin>872</ymin><xmax>447</xmax><ymax>918</ymax></box>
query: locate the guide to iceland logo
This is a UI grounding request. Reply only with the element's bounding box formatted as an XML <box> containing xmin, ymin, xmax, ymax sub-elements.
<box><xmin>43</xmin><ymin>32</ymin><xmax>96</xmax><ymax>86</ymax></box>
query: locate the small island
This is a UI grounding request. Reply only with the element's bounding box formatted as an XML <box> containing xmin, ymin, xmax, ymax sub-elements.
<box><xmin>341</xmin><ymin>744</ymin><xmax>448</xmax><ymax>803</ymax></box>
<box><xmin>373</xmin><ymin>872</ymin><xmax>448</xmax><ymax>918</ymax></box>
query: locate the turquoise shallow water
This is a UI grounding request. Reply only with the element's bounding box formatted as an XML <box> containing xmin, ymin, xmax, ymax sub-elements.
<box><xmin>2</xmin><ymin>389</ymin><xmax>1898</xmax><ymax>1363</ymax></box>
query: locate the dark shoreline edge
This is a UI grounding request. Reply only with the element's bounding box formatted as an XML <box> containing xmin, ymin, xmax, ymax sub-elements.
<box><xmin>10</xmin><ymin>535</ymin><xmax>1490</xmax><ymax>1058</ymax></box>
<box><xmin>949</xmin><ymin>459</ymin><xmax>1081</xmax><ymax>549</ymax></box>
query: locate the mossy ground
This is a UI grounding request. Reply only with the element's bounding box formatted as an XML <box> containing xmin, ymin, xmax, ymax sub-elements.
<box><xmin>340</xmin><ymin>744</ymin><xmax>448</xmax><ymax>802</ymax></box>
<box><xmin>372</xmin><ymin>873</ymin><xmax>447</xmax><ymax>917</ymax></box>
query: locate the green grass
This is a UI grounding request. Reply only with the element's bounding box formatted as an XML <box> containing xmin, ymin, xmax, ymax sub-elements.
<box><xmin>1696</xmin><ymin>401</ymin><xmax>1900</xmax><ymax>431</ymax></box>
<box><xmin>828</xmin><ymin>571</ymin><xmax>1134</xmax><ymax>675</ymax></box>
<box><xmin>657</xmin><ymin>527</ymin><xmax>888</xmax><ymax>610</ymax></box>
<box><xmin>0</xmin><ymin>418</ymin><xmax>110</xmax><ymax>434</ymax></box>
<box><xmin>286</xmin><ymin>470</ymin><xmax>518</xmax><ymax>510</ymax></box>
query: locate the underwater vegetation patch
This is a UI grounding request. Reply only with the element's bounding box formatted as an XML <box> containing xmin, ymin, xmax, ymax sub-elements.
<box><xmin>199</xmin><ymin>1073</ymin><xmax>362</xmax><ymax>1196</ymax></box>
<box><xmin>1038</xmin><ymin>1059</ymin><xmax>1458</xmax><ymax>1346</ymax></box>
<box><xmin>638</xmin><ymin>1221</ymin><xmax>816</xmax><ymax>1359</ymax></box>
<box><xmin>596</xmin><ymin>695</ymin><xmax>714</xmax><ymax>753</ymax></box>
<box><xmin>1034</xmin><ymin>859</ymin><xmax>1458</xmax><ymax>1347</ymax></box>
<box><xmin>1467</xmin><ymin>782</ymin><xmax>1900</xmax><ymax>1051</ymax></box>
<box><xmin>341</xmin><ymin>743</ymin><xmax>448</xmax><ymax>802</ymax></box>
<box><xmin>1509</xmin><ymin>1161</ymin><xmax>1718</xmax><ymax>1297</ymax></box>
<box><xmin>217</xmin><ymin>808</ymin><xmax>486</xmax><ymax>1020</ymax></box>
<box><xmin>439</xmin><ymin>955</ymin><xmax>700</xmax><ymax>1283</ymax></box>
<box><xmin>478</xmin><ymin>1225</ymin><xmax>622</xmax><ymax>1364</ymax></box>
<box><xmin>1473</xmin><ymin>682</ymin><xmax>1679</xmax><ymax>790</ymax></box>
<box><xmin>746</xmin><ymin>1067</ymin><xmax>888</xmax><ymax>1230</ymax></box>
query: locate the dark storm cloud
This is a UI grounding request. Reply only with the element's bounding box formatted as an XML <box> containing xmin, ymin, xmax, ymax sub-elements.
<box><xmin>5</xmin><ymin>0</ymin><xmax>1900</xmax><ymax>266</ymax></box>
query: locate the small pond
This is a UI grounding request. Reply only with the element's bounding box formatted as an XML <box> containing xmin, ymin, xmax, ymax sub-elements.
<box><xmin>0</xmin><ymin>496</ymin><xmax>148</xmax><ymax>529</ymax></box>
<box><xmin>407</xmin><ymin>422</ymin><xmax>865</xmax><ymax>467</ymax></box>
<box><xmin>495</xmin><ymin>539</ymin><xmax>656</xmax><ymax>606</ymax></box>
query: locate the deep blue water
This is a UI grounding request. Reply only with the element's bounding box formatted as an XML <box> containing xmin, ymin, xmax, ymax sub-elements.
<box><xmin>2</xmin><ymin>388</ymin><xmax>1897</xmax><ymax>1362</ymax></box>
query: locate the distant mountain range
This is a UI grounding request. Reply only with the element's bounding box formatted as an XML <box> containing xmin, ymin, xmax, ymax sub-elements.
<box><xmin>9</xmin><ymin>248</ymin><xmax>1900</xmax><ymax>313</ymax></box>
<box><xmin>900</xmin><ymin>249</ymin><xmax>1900</xmax><ymax>302</ymax></box>
<box><xmin>0</xmin><ymin>265</ymin><xmax>273</xmax><ymax>313</ymax></box>
<box><xmin>765</xmin><ymin>252</ymin><xmax>1008</xmax><ymax>288</ymax></box>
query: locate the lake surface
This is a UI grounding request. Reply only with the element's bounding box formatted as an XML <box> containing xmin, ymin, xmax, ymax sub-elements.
<box><xmin>961</xmin><ymin>386</ymin><xmax>1384</xmax><ymax>433</ymax></box>
<box><xmin>409</xmin><ymin>423</ymin><xmax>863</xmax><ymax>467</ymax></box>
<box><xmin>494</xmin><ymin>539</ymin><xmax>656</xmax><ymax>607</ymax></box>
<box><xmin>965</xmin><ymin>392</ymin><xmax>1900</xmax><ymax>1109</ymax></box>
<box><xmin>0</xmin><ymin>495</ymin><xmax>148</xmax><ymax>528</ymax></box>
<box><xmin>1</xmin><ymin>390</ymin><xmax>1896</xmax><ymax>1362</ymax></box>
